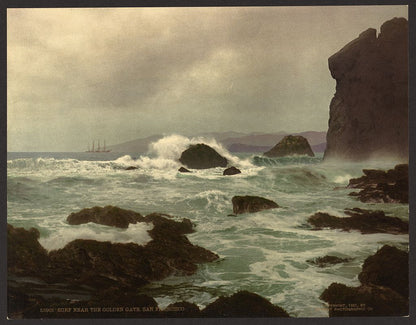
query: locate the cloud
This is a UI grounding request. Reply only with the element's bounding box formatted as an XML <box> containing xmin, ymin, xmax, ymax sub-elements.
<box><xmin>7</xmin><ymin>6</ymin><xmax>408</xmax><ymax>151</ymax></box>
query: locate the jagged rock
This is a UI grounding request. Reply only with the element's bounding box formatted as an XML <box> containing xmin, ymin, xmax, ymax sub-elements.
<box><xmin>358</xmin><ymin>245</ymin><xmax>408</xmax><ymax>297</ymax></box>
<box><xmin>320</xmin><ymin>283</ymin><xmax>408</xmax><ymax>317</ymax></box>
<box><xmin>307</xmin><ymin>208</ymin><xmax>408</xmax><ymax>235</ymax></box>
<box><xmin>178</xmin><ymin>166</ymin><xmax>191</xmax><ymax>173</ymax></box>
<box><xmin>66</xmin><ymin>205</ymin><xmax>143</xmax><ymax>229</ymax></box>
<box><xmin>307</xmin><ymin>255</ymin><xmax>352</xmax><ymax>268</ymax></box>
<box><xmin>232</xmin><ymin>196</ymin><xmax>279</xmax><ymax>214</ymax></box>
<box><xmin>348</xmin><ymin>164</ymin><xmax>408</xmax><ymax>203</ymax></box>
<box><xmin>320</xmin><ymin>245</ymin><xmax>409</xmax><ymax>317</ymax></box>
<box><xmin>179</xmin><ymin>143</ymin><xmax>228</xmax><ymax>169</ymax></box>
<box><xmin>324</xmin><ymin>18</ymin><xmax>408</xmax><ymax>161</ymax></box>
<box><xmin>8</xmin><ymin>211</ymin><xmax>218</xmax><ymax>291</ymax></box>
<box><xmin>7</xmin><ymin>225</ymin><xmax>49</xmax><ymax>276</ymax></box>
<box><xmin>264</xmin><ymin>135</ymin><xmax>314</xmax><ymax>157</ymax></box>
<box><xmin>202</xmin><ymin>291</ymin><xmax>290</xmax><ymax>317</ymax></box>
<box><xmin>223</xmin><ymin>166</ymin><xmax>241</xmax><ymax>176</ymax></box>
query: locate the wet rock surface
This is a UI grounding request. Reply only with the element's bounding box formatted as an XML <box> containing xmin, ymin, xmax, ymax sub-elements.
<box><xmin>223</xmin><ymin>166</ymin><xmax>241</xmax><ymax>175</ymax></box>
<box><xmin>232</xmin><ymin>196</ymin><xmax>279</xmax><ymax>214</ymax></box>
<box><xmin>179</xmin><ymin>143</ymin><xmax>228</xmax><ymax>169</ymax></box>
<box><xmin>320</xmin><ymin>245</ymin><xmax>409</xmax><ymax>317</ymax></box>
<box><xmin>307</xmin><ymin>255</ymin><xmax>352</xmax><ymax>268</ymax></box>
<box><xmin>264</xmin><ymin>135</ymin><xmax>314</xmax><ymax>157</ymax></box>
<box><xmin>178</xmin><ymin>166</ymin><xmax>191</xmax><ymax>173</ymax></box>
<box><xmin>201</xmin><ymin>291</ymin><xmax>290</xmax><ymax>317</ymax></box>
<box><xmin>67</xmin><ymin>205</ymin><xmax>144</xmax><ymax>228</ymax></box>
<box><xmin>348</xmin><ymin>164</ymin><xmax>408</xmax><ymax>203</ymax></box>
<box><xmin>308</xmin><ymin>208</ymin><xmax>408</xmax><ymax>235</ymax></box>
<box><xmin>8</xmin><ymin>210</ymin><xmax>219</xmax><ymax>291</ymax></box>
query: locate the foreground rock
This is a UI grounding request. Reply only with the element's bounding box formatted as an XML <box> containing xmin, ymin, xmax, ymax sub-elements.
<box><xmin>67</xmin><ymin>205</ymin><xmax>143</xmax><ymax>228</ymax></box>
<box><xmin>202</xmin><ymin>291</ymin><xmax>290</xmax><ymax>317</ymax></box>
<box><xmin>324</xmin><ymin>18</ymin><xmax>408</xmax><ymax>161</ymax></box>
<box><xmin>264</xmin><ymin>135</ymin><xmax>314</xmax><ymax>157</ymax></box>
<box><xmin>178</xmin><ymin>166</ymin><xmax>191</xmax><ymax>173</ymax></box>
<box><xmin>179</xmin><ymin>143</ymin><xmax>228</xmax><ymax>169</ymax></box>
<box><xmin>232</xmin><ymin>196</ymin><xmax>279</xmax><ymax>214</ymax></box>
<box><xmin>307</xmin><ymin>255</ymin><xmax>352</xmax><ymax>268</ymax></box>
<box><xmin>358</xmin><ymin>245</ymin><xmax>408</xmax><ymax>297</ymax></box>
<box><xmin>8</xmin><ymin>287</ymin><xmax>290</xmax><ymax>318</ymax></box>
<box><xmin>223</xmin><ymin>166</ymin><xmax>241</xmax><ymax>176</ymax></box>
<box><xmin>320</xmin><ymin>245</ymin><xmax>409</xmax><ymax>317</ymax></box>
<box><xmin>8</xmin><ymin>211</ymin><xmax>218</xmax><ymax>290</ymax></box>
<box><xmin>348</xmin><ymin>164</ymin><xmax>408</xmax><ymax>203</ymax></box>
<box><xmin>308</xmin><ymin>208</ymin><xmax>408</xmax><ymax>235</ymax></box>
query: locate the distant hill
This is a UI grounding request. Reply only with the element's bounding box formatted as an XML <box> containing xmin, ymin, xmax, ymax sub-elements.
<box><xmin>108</xmin><ymin>131</ymin><xmax>327</xmax><ymax>154</ymax></box>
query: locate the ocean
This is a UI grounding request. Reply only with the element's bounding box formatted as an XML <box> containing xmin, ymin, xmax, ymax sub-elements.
<box><xmin>7</xmin><ymin>135</ymin><xmax>409</xmax><ymax>317</ymax></box>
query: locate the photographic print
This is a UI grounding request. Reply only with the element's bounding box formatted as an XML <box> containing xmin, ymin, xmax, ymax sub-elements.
<box><xmin>6</xmin><ymin>5</ymin><xmax>410</xmax><ymax>319</ymax></box>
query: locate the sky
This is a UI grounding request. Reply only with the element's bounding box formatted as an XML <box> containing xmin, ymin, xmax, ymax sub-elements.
<box><xmin>7</xmin><ymin>6</ymin><xmax>408</xmax><ymax>152</ymax></box>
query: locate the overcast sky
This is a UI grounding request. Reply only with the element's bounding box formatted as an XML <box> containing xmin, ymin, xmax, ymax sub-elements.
<box><xmin>7</xmin><ymin>6</ymin><xmax>408</xmax><ymax>152</ymax></box>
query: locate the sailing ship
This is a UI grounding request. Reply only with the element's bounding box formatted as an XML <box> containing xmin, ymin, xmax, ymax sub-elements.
<box><xmin>86</xmin><ymin>140</ymin><xmax>111</xmax><ymax>152</ymax></box>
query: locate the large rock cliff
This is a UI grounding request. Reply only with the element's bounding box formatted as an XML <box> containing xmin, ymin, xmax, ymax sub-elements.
<box><xmin>324</xmin><ymin>18</ymin><xmax>408</xmax><ymax>161</ymax></box>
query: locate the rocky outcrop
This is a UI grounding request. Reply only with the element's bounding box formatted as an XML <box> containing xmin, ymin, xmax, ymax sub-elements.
<box><xmin>324</xmin><ymin>18</ymin><xmax>408</xmax><ymax>161</ymax></box>
<box><xmin>320</xmin><ymin>245</ymin><xmax>409</xmax><ymax>316</ymax></box>
<box><xmin>358</xmin><ymin>245</ymin><xmax>408</xmax><ymax>297</ymax></box>
<box><xmin>66</xmin><ymin>205</ymin><xmax>143</xmax><ymax>229</ymax></box>
<box><xmin>8</xmin><ymin>211</ymin><xmax>218</xmax><ymax>290</ymax></box>
<box><xmin>202</xmin><ymin>291</ymin><xmax>290</xmax><ymax>317</ymax></box>
<box><xmin>179</xmin><ymin>143</ymin><xmax>228</xmax><ymax>169</ymax></box>
<box><xmin>223</xmin><ymin>166</ymin><xmax>241</xmax><ymax>176</ymax></box>
<box><xmin>308</xmin><ymin>208</ymin><xmax>408</xmax><ymax>235</ymax></box>
<box><xmin>264</xmin><ymin>135</ymin><xmax>314</xmax><ymax>157</ymax></box>
<box><xmin>178</xmin><ymin>166</ymin><xmax>191</xmax><ymax>173</ymax></box>
<box><xmin>307</xmin><ymin>255</ymin><xmax>352</xmax><ymax>268</ymax></box>
<box><xmin>232</xmin><ymin>196</ymin><xmax>279</xmax><ymax>214</ymax></box>
<box><xmin>348</xmin><ymin>164</ymin><xmax>408</xmax><ymax>203</ymax></box>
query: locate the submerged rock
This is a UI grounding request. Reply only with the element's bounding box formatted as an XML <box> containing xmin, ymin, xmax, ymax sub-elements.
<box><xmin>324</xmin><ymin>18</ymin><xmax>408</xmax><ymax>161</ymax></box>
<box><xmin>307</xmin><ymin>255</ymin><xmax>352</xmax><ymax>268</ymax></box>
<box><xmin>178</xmin><ymin>166</ymin><xmax>191</xmax><ymax>173</ymax></box>
<box><xmin>307</xmin><ymin>208</ymin><xmax>408</xmax><ymax>234</ymax></box>
<box><xmin>232</xmin><ymin>196</ymin><xmax>279</xmax><ymax>214</ymax></box>
<box><xmin>202</xmin><ymin>291</ymin><xmax>290</xmax><ymax>317</ymax></box>
<box><xmin>125</xmin><ymin>166</ymin><xmax>138</xmax><ymax>170</ymax></box>
<box><xmin>223</xmin><ymin>166</ymin><xmax>241</xmax><ymax>176</ymax></box>
<box><xmin>320</xmin><ymin>245</ymin><xmax>409</xmax><ymax>317</ymax></box>
<box><xmin>264</xmin><ymin>135</ymin><xmax>314</xmax><ymax>157</ymax></box>
<box><xmin>348</xmin><ymin>164</ymin><xmax>408</xmax><ymax>203</ymax></box>
<box><xmin>179</xmin><ymin>143</ymin><xmax>228</xmax><ymax>169</ymax></box>
<box><xmin>66</xmin><ymin>205</ymin><xmax>143</xmax><ymax>229</ymax></box>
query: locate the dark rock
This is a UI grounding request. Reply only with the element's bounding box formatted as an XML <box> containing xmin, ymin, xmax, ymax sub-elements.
<box><xmin>307</xmin><ymin>255</ymin><xmax>352</xmax><ymax>268</ymax></box>
<box><xmin>8</xmin><ymin>211</ymin><xmax>218</xmax><ymax>291</ymax></box>
<box><xmin>264</xmin><ymin>135</ymin><xmax>314</xmax><ymax>157</ymax></box>
<box><xmin>223</xmin><ymin>166</ymin><xmax>241</xmax><ymax>176</ymax></box>
<box><xmin>358</xmin><ymin>245</ymin><xmax>408</xmax><ymax>297</ymax></box>
<box><xmin>125</xmin><ymin>166</ymin><xmax>138</xmax><ymax>170</ymax></box>
<box><xmin>178</xmin><ymin>166</ymin><xmax>191</xmax><ymax>173</ymax></box>
<box><xmin>163</xmin><ymin>301</ymin><xmax>201</xmax><ymax>317</ymax></box>
<box><xmin>348</xmin><ymin>164</ymin><xmax>408</xmax><ymax>203</ymax></box>
<box><xmin>7</xmin><ymin>225</ymin><xmax>49</xmax><ymax>277</ymax></box>
<box><xmin>324</xmin><ymin>18</ymin><xmax>408</xmax><ymax>161</ymax></box>
<box><xmin>232</xmin><ymin>196</ymin><xmax>279</xmax><ymax>214</ymax></box>
<box><xmin>179</xmin><ymin>143</ymin><xmax>228</xmax><ymax>169</ymax></box>
<box><xmin>202</xmin><ymin>291</ymin><xmax>290</xmax><ymax>317</ymax></box>
<box><xmin>307</xmin><ymin>208</ymin><xmax>408</xmax><ymax>234</ymax></box>
<box><xmin>320</xmin><ymin>283</ymin><xmax>408</xmax><ymax>317</ymax></box>
<box><xmin>66</xmin><ymin>205</ymin><xmax>143</xmax><ymax>229</ymax></box>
